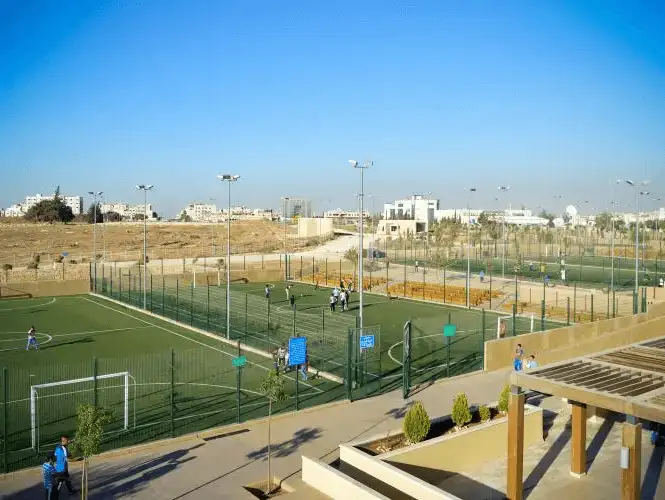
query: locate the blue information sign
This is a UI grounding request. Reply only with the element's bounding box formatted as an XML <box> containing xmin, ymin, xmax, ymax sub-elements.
<box><xmin>359</xmin><ymin>335</ymin><xmax>375</xmax><ymax>349</ymax></box>
<box><xmin>443</xmin><ymin>324</ymin><xmax>457</xmax><ymax>337</ymax></box>
<box><xmin>288</xmin><ymin>337</ymin><xmax>307</xmax><ymax>366</ymax></box>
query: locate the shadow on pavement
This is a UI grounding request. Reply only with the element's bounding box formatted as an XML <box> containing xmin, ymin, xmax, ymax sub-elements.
<box><xmin>246</xmin><ymin>427</ymin><xmax>323</xmax><ymax>461</ymax></box>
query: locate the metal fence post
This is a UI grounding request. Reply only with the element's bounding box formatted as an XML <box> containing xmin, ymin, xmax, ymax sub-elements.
<box><xmin>480</xmin><ymin>310</ymin><xmax>486</xmax><ymax>367</ymax></box>
<box><xmin>633</xmin><ymin>290</ymin><xmax>638</xmax><ymax>315</ymax></box>
<box><xmin>128</xmin><ymin>269</ymin><xmax>132</xmax><ymax>304</ymax></box>
<box><xmin>346</xmin><ymin>327</ymin><xmax>353</xmax><ymax>401</ymax></box>
<box><xmin>443</xmin><ymin>268</ymin><xmax>447</xmax><ymax>303</ymax></box>
<box><xmin>170</xmin><ymin>349</ymin><xmax>175</xmax><ymax>438</ymax></box>
<box><xmin>512</xmin><ymin>303</ymin><xmax>517</xmax><ymax>336</ymax></box>
<box><xmin>93</xmin><ymin>357</ymin><xmax>98</xmax><ymax>407</ymax></box>
<box><xmin>244</xmin><ymin>294</ymin><xmax>248</xmax><ymax>344</ymax></box>
<box><xmin>567</xmin><ymin>297</ymin><xmax>571</xmax><ymax>325</ymax></box>
<box><xmin>150</xmin><ymin>275</ymin><xmax>153</xmax><ymax>313</ymax></box>
<box><xmin>162</xmin><ymin>277</ymin><xmax>165</xmax><ymax>316</ymax></box>
<box><xmin>2</xmin><ymin>367</ymin><xmax>8</xmax><ymax>473</ymax></box>
<box><xmin>190</xmin><ymin>283</ymin><xmax>194</xmax><ymax>326</ymax></box>
<box><xmin>591</xmin><ymin>294</ymin><xmax>594</xmax><ymax>322</ymax></box>
<box><xmin>573</xmin><ymin>283</ymin><xmax>577</xmax><ymax>323</ymax></box>
<box><xmin>176</xmin><ymin>279</ymin><xmax>179</xmax><ymax>322</ymax></box>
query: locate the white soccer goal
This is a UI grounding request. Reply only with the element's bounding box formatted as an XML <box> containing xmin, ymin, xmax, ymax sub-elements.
<box><xmin>497</xmin><ymin>313</ymin><xmax>535</xmax><ymax>339</ymax></box>
<box><xmin>31</xmin><ymin>372</ymin><xmax>130</xmax><ymax>450</ymax></box>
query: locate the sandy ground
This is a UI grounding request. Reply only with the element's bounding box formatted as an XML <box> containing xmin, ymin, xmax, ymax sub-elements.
<box><xmin>0</xmin><ymin>220</ymin><xmax>304</xmax><ymax>266</ymax></box>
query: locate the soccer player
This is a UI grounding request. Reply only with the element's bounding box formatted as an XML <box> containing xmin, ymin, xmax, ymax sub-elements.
<box><xmin>54</xmin><ymin>436</ymin><xmax>77</xmax><ymax>495</ymax></box>
<box><xmin>289</xmin><ymin>293</ymin><xmax>296</xmax><ymax>311</ymax></box>
<box><xmin>277</xmin><ymin>345</ymin><xmax>286</xmax><ymax>368</ymax></box>
<box><xmin>43</xmin><ymin>453</ymin><xmax>58</xmax><ymax>500</ymax></box>
<box><xmin>265</xmin><ymin>284</ymin><xmax>271</xmax><ymax>299</ymax></box>
<box><xmin>339</xmin><ymin>291</ymin><xmax>347</xmax><ymax>312</ymax></box>
<box><xmin>27</xmin><ymin>326</ymin><xmax>39</xmax><ymax>351</ymax></box>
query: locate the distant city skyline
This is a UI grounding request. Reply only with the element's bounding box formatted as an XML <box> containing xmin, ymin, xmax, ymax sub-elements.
<box><xmin>1</xmin><ymin>2</ymin><xmax>663</xmax><ymax>216</ymax></box>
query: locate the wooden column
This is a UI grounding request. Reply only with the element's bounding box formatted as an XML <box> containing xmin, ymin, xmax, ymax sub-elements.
<box><xmin>621</xmin><ymin>418</ymin><xmax>641</xmax><ymax>500</ymax></box>
<box><xmin>570</xmin><ymin>401</ymin><xmax>587</xmax><ymax>476</ymax></box>
<box><xmin>507</xmin><ymin>385</ymin><xmax>525</xmax><ymax>500</ymax></box>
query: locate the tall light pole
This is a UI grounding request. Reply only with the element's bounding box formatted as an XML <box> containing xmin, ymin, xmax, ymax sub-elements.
<box><xmin>498</xmin><ymin>186</ymin><xmax>510</xmax><ymax>279</ymax></box>
<box><xmin>625</xmin><ymin>180</ymin><xmax>650</xmax><ymax>292</ymax></box>
<box><xmin>87</xmin><ymin>191</ymin><xmax>103</xmax><ymax>288</ymax></box>
<box><xmin>218</xmin><ymin>175</ymin><xmax>240</xmax><ymax>339</ymax></box>
<box><xmin>464</xmin><ymin>188</ymin><xmax>476</xmax><ymax>308</ymax></box>
<box><xmin>210</xmin><ymin>197</ymin><xmax>216</xmax><ymax>256</ymax></box>
<box><xmin>350</xmin><ymin>160</ymin><xmax>372</xmax><ymax>331</ymax></box>
<box><xmin>135</xmin><ymin>185</ymin><xmax>153</xmax><ymax>309</ymax></box>
<box><xmin>281</xmin><ymin>197</ymin><xmax>290</xmax><ymax>281</ymax></box>
<box><xmin>610</xmin><ymin>180</ymin><xmax>621</xmax><ymax>294</ymax></box>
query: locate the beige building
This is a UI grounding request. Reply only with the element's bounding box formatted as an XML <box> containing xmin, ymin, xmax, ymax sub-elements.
<box><xmin>297</xmin><ymin>217</ymin><xmax>333</xmax><ymax>238</ymax></box>
<box><xmin>375</xmin><ymin>219</ymin><xmax>426</xmax><ymax>239</ymax></box>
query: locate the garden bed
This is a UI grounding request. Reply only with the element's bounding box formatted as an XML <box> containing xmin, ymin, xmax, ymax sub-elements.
<box><xmin>358</xmin><ymin>406</ymin><xmax>502</xmax><ymax>456</ymax></box>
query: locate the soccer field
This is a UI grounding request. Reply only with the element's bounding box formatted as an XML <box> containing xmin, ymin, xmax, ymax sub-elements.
<box><xmin>97</xmin><ymin>272</ymin><xmax>560</xmax><ymax>398</ymax></box>
<box><xmin>0</xmin><ymin>294</ymin><xmax>341</xmax><ymax>473</ymax></box>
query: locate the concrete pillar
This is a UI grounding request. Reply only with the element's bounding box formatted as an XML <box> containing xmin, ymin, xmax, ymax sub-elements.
<box><xmin>621</xmin><ymin>417</ymin><xmax>641</xmax><ymax>500</ymax></box>
<box><xmin>570</xmin><ymin>401</ymin><xmax>587</xmax><ymax>476</ymax></box>
<box><xmin>507</xmin><ymin>385</ymin><xmax>525</xmax><ymax>500</ymax></box>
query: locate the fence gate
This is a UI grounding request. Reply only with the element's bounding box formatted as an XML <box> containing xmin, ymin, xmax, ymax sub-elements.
<box><xmin>346</xmin><ymin>325</ymin><xmax>381</xmax><ymax>401</ymax></box>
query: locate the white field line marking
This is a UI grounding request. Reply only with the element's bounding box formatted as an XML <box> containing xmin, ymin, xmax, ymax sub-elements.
<box><xmin>0</xmin><ymin>326</ymin><xmax>152</xmax><ymax>340</ymax></box>
<box><xmin>0</xmin><ymin>298</ymin><xmax>56</xmax><ymax>312</ymax></box>
<box><xmin>84</xmin><ymin>297</ymin><xmax>323</xmax><ymax>393</ymax></box>
<box><xmin>387</xmin><ymin>330</ymin><xmax>471</xmax><ymax>366</ymax></box>
<box><xmin>0</xmin><ymin>333</ymin><xmax>53</xmax><ymax>352</ymax></box>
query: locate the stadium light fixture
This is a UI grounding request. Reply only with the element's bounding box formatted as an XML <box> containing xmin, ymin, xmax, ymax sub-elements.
<box><xmin>351</xmin><ymin>160</ymin><xmax>373</xmax><ymax>331</ymax></box>
<box><xmin>218</xmin><ymin>174</ymin><xmax>240</xmax><ymax>340</ymax></box>
<box><xmin>135</xmin><ymin>185</ymin><xmax>154</xmax><ymax>310</ymax></box>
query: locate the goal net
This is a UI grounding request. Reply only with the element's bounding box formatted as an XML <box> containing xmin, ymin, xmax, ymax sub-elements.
<box><xmin>31</xmin><ymin>372</ymin><xmax>132</xmax><ymax>451</ymax></box>
<box><xmin>497</xmin><ymin>313</ymin><xmax>534</xmax><ymax>339</ymax></box>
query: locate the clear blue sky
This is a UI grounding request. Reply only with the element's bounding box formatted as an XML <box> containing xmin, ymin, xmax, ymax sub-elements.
<box><xmin>1</xmin><ymin>0</ymin><xmax>664</xmax><ymax>217</ymax></box>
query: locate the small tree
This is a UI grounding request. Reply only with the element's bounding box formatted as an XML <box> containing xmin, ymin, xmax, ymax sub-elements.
<box><xmin>71</xmin><ymin>403</ymin><xmax>113</xmax><ymax>499</ymax></box>
<box><xmin>498</xmin><ymin>384</ymin><xmax>510</xmax><ymax>414</ymax></box>
<box><xmin>344</xmin><ymin>247</ymin><xmax>359</xmax><ymax>269</ymax></box>
<box><xmin>403</xmin><ymin>401</ymin><xmax>430</xmax><ymax>444</ymax></box>
<box><xmin>451</xmin><ymin>392</ymin><xmax>472</xmax><ymax>431</ymax></box>
<box><xmin>259</xmin><ymin>370</ymin><xmax>287</xmax><ymax>495</ymax></box>
<box><xmin>85</xmin><ymin>203</ymin><xmax>103</xmax><ymax>224</ymax></box>
<box><xmin>479</xmin><ymin>405</ymin><xmax>491</xmax><ymax>423</ymax></box>
<box><xmin>2</xmin><ymin>263</ymin><xmax>12</xmax><ymax>271</ymax></box>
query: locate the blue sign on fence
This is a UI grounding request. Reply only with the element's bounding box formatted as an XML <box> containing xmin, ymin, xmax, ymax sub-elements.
<box><xmin>359</xmin><ymin>335</ymin><xmax>375</xmax><ymax>349</ymax></box>
<box><xmin>288</xmin><ymin>336</ymin><xmax>307</xmax><ymax>366</ymax></box>
<box><xmin>443</xmin><ymin>324</ymin><xmax>457</xmax><ymax>337</ymax></box>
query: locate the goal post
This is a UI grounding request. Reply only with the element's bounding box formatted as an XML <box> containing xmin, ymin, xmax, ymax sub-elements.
<box><xmin>31</xmin><ymin>371</ymin><xmax>130</xmax><ymax>450</ymax></box>
<box><xmin>497</xmin><ymin>313</ymin><xmax>535</xmax><ymax>339</ymax></box>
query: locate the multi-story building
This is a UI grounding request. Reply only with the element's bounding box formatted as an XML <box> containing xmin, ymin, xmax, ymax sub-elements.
<box><xmin>3</xmin><ymin>204</ymin><xmax>26</xmax><ymax>217</ymax></box>
<box><xmin>178</xmin><ymin>202</ymin><xmax>218</xmax><ymax>221</ymax></box>
<box><xmin>383</xmin><ymin>195</ymin><xmax>438</xmax><ymax>223</ymax></box>
<box><xmin>323</xmin><ymin>209</ymin><xmax>370</xmax><ymax>223</ymax></box>
<box><xmin>100</xmin><ymin>203</ymin><xmax>154</xmax><ymax>220</ymax></box>
<box><xmin>283</xmin><ymin>198</ymin><xmax>312</xmax><ymax>218</ymax></box>
<box><xmin>24</xmin><ymin>193</ymin><xmax>83</xmax><ymax>215</ymax></box>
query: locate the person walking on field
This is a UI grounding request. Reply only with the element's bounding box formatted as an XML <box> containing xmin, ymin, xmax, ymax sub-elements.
<box><xmin>329</xmin><ymin>293</ymin><xmax>336</xmax><ymax>313</ymax></box>
<box><xmin>43</xmin><ymin>454</ymin><xmax>59</xmax><ymax>500</ymax></box>
<box><xmin>339</xmin><ymin>290</ymin><xmax>347</xmax><ymax>312</ymax></box>
<box><xmin>265</xmin><ymin>284</ymin><xmax>271</xmax><ymax>299</ymax></box>
<box><xmin>27</xmin><ymin>326</ymin><xmax>39</xmax><ymax>351</ymax></box>
<box><xmin>415</xmin><ymin>260</ymin><xmax>419</xmax><ymax>272</ymax></box>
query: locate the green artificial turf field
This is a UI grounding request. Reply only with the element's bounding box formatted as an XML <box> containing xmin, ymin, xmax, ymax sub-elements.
<box><xmin>0</xmin><ymin>294</ymin><xmax>341</xmax><ymax>472</ymax></box>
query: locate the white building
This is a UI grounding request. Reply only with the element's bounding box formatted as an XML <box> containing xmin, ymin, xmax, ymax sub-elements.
<box><xmin>3</xmin><ymin>203</ymin><xmax>26</xmax><ymax>217</ymax></box>
<box><xmin>324</xmin><ymin>209</ymin><xmax>370</xmax><ymax>223</ymax></box>
<box><xmin>178</xmin><ymin>202</ymin><xmax>218</xmax><ymax>222</ymax></box>
<box><xmin>24</xmin><ymin>193</ymin><xmax>83</xmax><ymax>215</ymax></box>
<box><xmin>383</xmin><ymin>195</ymin><xmax>438</xmax><ymax>223</ymax></box>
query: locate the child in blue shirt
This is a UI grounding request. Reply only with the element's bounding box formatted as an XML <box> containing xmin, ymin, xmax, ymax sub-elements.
<box><xmin>43</xmin><ymin>454</ymin><xmax>58</xmax><ymax>500</ymax></box>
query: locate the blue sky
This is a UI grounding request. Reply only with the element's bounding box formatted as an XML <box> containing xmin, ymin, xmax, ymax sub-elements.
<box><xmin>1</xmin><ymin>0</ymin><xmax>664</xmax><ymax>217</ymax></box>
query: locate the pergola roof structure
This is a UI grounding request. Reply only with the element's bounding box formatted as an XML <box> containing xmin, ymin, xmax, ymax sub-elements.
<box><xmin>511</xmin><ymin>335</ymin><xmax>665</xmax><ymax>424</ymax></box>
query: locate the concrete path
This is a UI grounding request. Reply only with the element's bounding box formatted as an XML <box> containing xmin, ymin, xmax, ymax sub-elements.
<box><xmin>0</xmin><ymin>369</ymin><xmax>510</xmax><ymax>500</ymax></box>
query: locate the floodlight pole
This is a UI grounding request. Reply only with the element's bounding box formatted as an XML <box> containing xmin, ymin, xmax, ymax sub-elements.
<box><xmin>219</xmin><ymin>175</ymin><xmax>240</xmax><ymax>339</ymax></box>
<box><xmin>351</xmin><ymin>161</ymin><xmax>372</xmax><ymax>331</ymax></box>
<box><xmin>625</xmin><ymin>180</ymin><xmax>651</xmax><ymax>293</ymax></box>
<box><xmin>135</xmin><ymin>185</ymin><xmax>153</xmax><ymax>310</ymax></box>
<box><xmin>610</xmin><ymin>180</ymin><xmax>621</xmax><ymax>294</ymax></box>
<box><xmin>498</xmin><ymin>186</ymin><xmax>510</xmax><ymax>279</ymax></box>
<box><xmin>465</xmin><ymin>188</ymin><xmax>476</xmax><ymax>308</ymax></box>
<box><xmin>282</xmin><ymin>197</ymin><xmax>290</xmax><ymax>281</ymax></box>
<box><xmin>88</xmin><ymin>191</ymin><xmax>103</xmax><ymax>288</ymax></box>
<box><xmin>210</xmin><ymin>198</ymin><xmax>216</xmax><ymax>257</ymax></box>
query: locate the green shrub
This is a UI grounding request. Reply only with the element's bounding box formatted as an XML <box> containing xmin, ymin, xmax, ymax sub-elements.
<box><xmin>451</xmin><ymin>393</ymin><xmax>472</xmax><ymax>430</ymax></box>
<box><xmin>498</xmin><ymin>385</ymin><xmax>510</xmax><ymax>414</ymax></box>
<box><xmin>2</xmin><ymin>263</ymin><xmax>12</xmax><ymax>271</ymax></box>
<box><xmin>479</xmin><ymin>405</ymin><xmax>491</xmax><ymax>423</ymax></box>
<box><xmin>402</xmin><ymin>402</ymin><xmax>430</xmax><ymax>444</ymax></box>
<box><xmin>27</xmin><ymin>261</ymin><xmax>38</xmax><ymax>270</ymax></box>
<box><xmin>55</xmin><ymin>255</ymin><xmax>64</xmax><ymax>263</ymax></box>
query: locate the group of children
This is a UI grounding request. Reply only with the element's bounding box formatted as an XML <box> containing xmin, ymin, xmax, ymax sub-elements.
<box><xmin>42</xmin><ymin>435</ymin><xmax>77</xmax><ymax>499</ymax></box>
<box><xmin>513</xmin><ymin>343</ymin><xmax>538</xmax><ymax>372</ymax></box>
<box><xmin>329</xmin><ymin>281</ymin><xmax>353</xmax><ymax>313</ymax></box>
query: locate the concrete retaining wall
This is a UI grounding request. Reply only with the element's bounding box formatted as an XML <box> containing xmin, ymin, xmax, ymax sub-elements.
<box><xmin>301</xmin><ymin>456</ymin><xmax>390</xmax><ymax>500</ymax></box>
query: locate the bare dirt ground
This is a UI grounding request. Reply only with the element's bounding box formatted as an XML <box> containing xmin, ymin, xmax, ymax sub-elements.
<box><xmin>0</xmin><ymin>220</ymin><xmax>301</xmax><ymax>266</ymax></box>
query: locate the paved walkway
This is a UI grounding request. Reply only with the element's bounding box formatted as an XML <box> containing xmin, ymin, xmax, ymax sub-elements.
<box><xmin>0</xmin><ymin>369</ymin><xmax>510</xmax><ymax>499</ymax></box>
